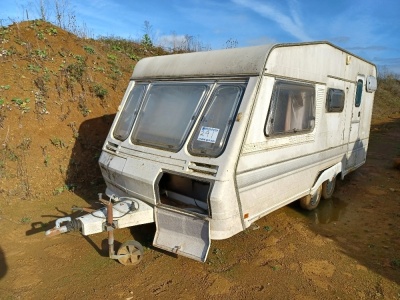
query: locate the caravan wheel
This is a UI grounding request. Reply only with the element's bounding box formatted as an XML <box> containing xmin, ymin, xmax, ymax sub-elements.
<box><xmin>117</xmin><ymin>240</ymin><xmax>144</xmax><ymax>265</ymax></box>
<box><xmin>322</xmin><ymin>177</ymin><xmax>336</xmax><ymax>199</ymax></box>
<box><xmin>300</xmin><ymin>185</ymin><xmax>322</xmax><ymax>211</ymax></box>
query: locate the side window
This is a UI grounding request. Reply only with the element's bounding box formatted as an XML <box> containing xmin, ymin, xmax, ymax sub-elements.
<box><xmin>326</xmin><ymin>88</ymin><xmax>345</xmax><ymax>112</ymax></box>
<box><xmin>113</xmin><ymin>83</ymin><xmax>147</xmax><ymax>141</ymax></box>
<box><xmin>355</xmin><ymin>79</ymin><xmax>363</xmax><ymax>107</ymax></box>
<box><xmin>265</xmin><ymin>80</ymin><xmax>315</xmax><ymax>136</ymax></box>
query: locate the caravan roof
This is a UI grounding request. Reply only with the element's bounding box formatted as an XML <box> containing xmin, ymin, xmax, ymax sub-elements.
<box><xmin>131</xmin><ymin>42</ymin><xmax>376</xmax><ymax>80</ymax></box>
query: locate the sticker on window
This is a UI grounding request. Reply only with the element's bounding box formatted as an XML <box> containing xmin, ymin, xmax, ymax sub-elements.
<box><xmin>197</xmin><ymin>126</ymin><xmax>219</xmax><ymax>143</ymax></box>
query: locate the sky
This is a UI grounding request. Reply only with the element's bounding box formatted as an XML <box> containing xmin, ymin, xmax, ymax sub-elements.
<box><xmin>1</xmin><ymin>0</ymin><xmax>400</xmax><ymax>74</ymax></box>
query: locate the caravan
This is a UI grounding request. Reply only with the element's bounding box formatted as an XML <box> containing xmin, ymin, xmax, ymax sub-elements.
<box><xmin>46</xmin><ymin>42</ymin><xmax>377</xmax><ymax>264</ymax></box>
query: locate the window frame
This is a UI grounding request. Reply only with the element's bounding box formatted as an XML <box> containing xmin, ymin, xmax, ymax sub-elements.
<box><xmin>112</xmin><ymin>83</ymin><xmax>148</xmax><ymax>141</ymax></box>
<box><xmin>264</xmin><ymin>80</ymin><xmax>316</xmax><ymax>137</ymax></box>
<box><xmin>355</xmin><ymin>79</ymin><xmax>363</xmax><ymax>107</ymax></box>
<box><xmin>326</xmin><ymin>88</ymin><xmax>345</xmax><ymax>113</ymax></box>
<box><xmin>188</xmin><ymin>82</ymin><xmax>247</xmax><ymax>158</ymax></box>
<box><xmin>130</xmin><ymin>81</ymin><xmax>212</xmax><ymax>152</ymax></box>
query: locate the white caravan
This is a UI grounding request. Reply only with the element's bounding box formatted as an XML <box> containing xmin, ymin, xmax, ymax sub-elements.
<box><xmin>46</xmin><ymin>42</ymin><xmax>377</xmax><ymax>264</ymax></box>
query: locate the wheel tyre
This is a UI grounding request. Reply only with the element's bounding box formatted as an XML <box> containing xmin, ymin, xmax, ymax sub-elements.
<box><xmin>300</xmin><ymin>185</ymin><xmax>322</xmax><ymax>211</ymax></box>
<box><xmin>117</xmin><ymin>240</ymin><xmax>144</xmax><ymax>266</ymax></box>
<box><xmin>322</xmin><ymin>177</ymin><xmax>336</xmax><ymax>199</ymax></box>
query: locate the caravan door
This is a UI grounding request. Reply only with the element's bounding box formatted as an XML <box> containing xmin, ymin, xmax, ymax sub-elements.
<box><xmin>347</xmin><ymin>75</ymin><xmax>365</xmax><ymax>168</ymax></box>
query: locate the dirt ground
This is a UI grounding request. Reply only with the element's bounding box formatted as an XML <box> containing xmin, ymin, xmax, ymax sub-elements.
<box><xmin>0</xmin><ymin>21</ymin><xmax>399</xmax><ymax>299</ymax></box>
<box><xmin>0</xmin><ymin>122</ymin><xmax>399</xmax><ymax>300</ymax></box>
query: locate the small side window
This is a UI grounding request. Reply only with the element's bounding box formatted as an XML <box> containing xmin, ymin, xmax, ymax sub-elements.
<box><xmin>326</xmin><ymin>88</ymin><xmax>345</xmax><ymax>112</ymax></box>
<box><xmin>355</xmin><ymin>79</ymin><xmax>363</xmax><ymax>107</ymax></box>
<box><xmin>113</xmin><ymin>83</ymin><xmax>147</xmax><ymax>141</ymax></box>
<box><xmin>265</xmin><ymin>80</ymin><xmax>315</xmax><ymax>136</ymax></box>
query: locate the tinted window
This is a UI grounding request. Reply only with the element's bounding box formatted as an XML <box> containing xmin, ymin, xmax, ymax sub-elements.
<box><xmin>327</xmin><ymin>88</ymin><xmax>345</xmax><ymax>112</ymax></box>
<box><xmin>266</xmin><ymin>81</ymin><xmax>315</xmax><ymax>135</ymax></box>
<box><xmin>189</xmin><ymin>83</ymin><xmax>246</xmax><ymax>157</ymax></box>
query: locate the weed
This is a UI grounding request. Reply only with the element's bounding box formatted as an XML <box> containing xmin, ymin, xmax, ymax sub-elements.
<box><xmin>44</xmin><ymin>155</ymin><xmax>50</xmax><ymax>167</ymax></box>
<box><xmin>34</xmin><ymin>48</ymin><xmax>47</xmax><ymax>59</ymax></box>
<box><xmin>21</xmin><ymin>217</ymin><xmax>31</xmax><ymax>224</ymax></box>
<box><xmin>83</xmin><ymin>45</ymin><xmax>95</xmax><ymax>54</ymax></box>
<box><xmin>65</xmin><ymin>62</ymin><xmax>85</xmax><ymax>83</ymax></box>
<box><xmin>68</xmin><ymin>122</ymin><xmax>79</xmax><ymax>138</ymax></box>
<box><xmin>141</xmin><ymin>33</ymin><xmax>153</xmax><ymax>48</ymax></box>
<box><xmin>17</xmin><ymin>138</ymin><xmax>31</xmax><ymax>151</ymax></box>
<box><xmin>94</xmin><ymin>66</ymin><xmax>105</xmax><ymax>73</ymax></box>
<box><xmin>16</xmin><ymin>138</ymin><xmax>32</xmax><ymax>199</ymax></box>
<box><xmin>34</xmin><ymin>90</ymin><xmax>47</xmax><ymax>117</ymax></box>
<box><xmin>34</xmin><ymin>76</ymin><xmax>47</xmax><ymax>94</ymax></box>
<box><xmin>0</xmin><ymin>85</ymin><xmax>10</xmax><ymax>90</ymax></box>
<box><xmin>27</xmin><ymin>64</ymin><xmax>41</xmax><ymax>73</ymax></box>
<box><xmin>128</xmin><ymin>53</ymin><xmax>140</xmax><ymax>61</ymax></box>
<box><xmin>11</xmin><ymin>98</ymin><xmax>30</xmax><ymax>113</ymax></box>
<box><xmin>50</xmin><ymin>137</ymin><xmax>66</xmax><ymax>148</ymax></box>
<box><xmin>92</xmin><ymin>83</ymin><xmax>108</xmax><ymax>99</ymax></box>
<box><xmin>107</xmin><ymin>53</ymin><xmax>117</xmax><ymax>61</ymax></box>
<box><xmin>0</xmin><ymin>98</ymin><xmax>4</xmax><ymax>105</ymax></box>
<box><xmin>391</xmin><ymin>259</ymin><xmax>400</xmax><ymax>268</ymax></box>
<box><xmin>36</xmin><ymin>30</ymin><xmax>45</xmax><ymax>40</ymax></box>
<box><xmin>78</xmin><ymin>95</ymin><xmax>91</xmax><ymax>117</ymax></box>
<box><xmin>47</xmin><ymin>27</ymin><xmax>58</xmax><ymax>35</ymax></box>
<box><xmin>53</xmin><ymin>184</ymin><xmax>74</xmax><ymax>195</ymax></box>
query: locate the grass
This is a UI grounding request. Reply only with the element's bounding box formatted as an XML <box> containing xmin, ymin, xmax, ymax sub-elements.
<box><xmin>50</xmin><ymin>137</ymin><xmax>66</xmax><ymax>148</ymax></box>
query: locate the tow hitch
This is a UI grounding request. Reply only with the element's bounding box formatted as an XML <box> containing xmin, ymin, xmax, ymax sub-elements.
<box><xmin>45</xmin><ymin>194</ymin><xmax>147</xmax><ymax>265</ymax></box>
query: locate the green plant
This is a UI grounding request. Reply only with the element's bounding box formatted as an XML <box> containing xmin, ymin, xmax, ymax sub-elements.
<box><xmin>107</xmin><ymin>53</ymin><xmax>117</xmax><ymax>61</ymax></box>
<box><xmin>391</xmin><ymin>259</ymin><xmax>400</xmax><ymax>268</ymax></box>
<box><xmin>83</xmin><ymin>45</ymin><xmax>95</xmax><ymax>54</ymax></box>
<box><xmin>0</xmin><ymin>85</ymin><xmax>10</xmax><ymax>90</ymax></box>
<box><xmin>50</xmin><ymin>137</ymin><xmax>66</xmax><ymax>148</ymax></box>
<box><xmin>28</xmin><ymin>64</ymin><xmax>41</xmax><ymax>73</ymax></box>
<box><xmin>65</xmin><ymin>61</ymin><xmax>86</xmax><ymax>83</ymax></box>
<box><xmin>47</xmin><ymin>27</ymin><xmax>58</xmax><ymax>35</ymax></box>
<box><xmin>141</xmin><ymin>33</ymin><xmax>153</xmax><ymax>48</ymax></box>
<box><xmin>94</xmin><ymin>66</ymin><xmax>105</xmax><ymax>72</ymax></box>
<box><xmin>36</xmin><ymin>30</ymin><xmax>45</xmax><ymax>40</ymax></box>
<box><xmin>128</xmin><ymin>53</ymin><xmax>140</xmax><ymax>61</ymax></box>
<box><xmin>92</xmin><ymin>83</ymin><xmax>108</xmax><ymax>99</ymax></box>
<box><xmin>78</xmin><ymin>102</ymin><xmax>91</xmax><ymax>116</ymax></box>
<box><xmin>53</xmin><ymin>184</ymin><xmax>75</xmax><ymax>195</ymax></box>
<box><xmin>44</xmin><ymin>155</ymin><xmax>50</xmax><ymax>167</ymax></box>
<box><xmin>11</xmin><ymin>98</ymin><xmax>30</xmax><ymax>113</ymax></box>
<box><xmin>34</xmin><ymin>48</ymin><xmax>47</xmax><ymax>59</ymax></box>
<box><xmin>21</xmin><ymin>217</ymin><xmax>31</xmax><ymax>224</ymax></box>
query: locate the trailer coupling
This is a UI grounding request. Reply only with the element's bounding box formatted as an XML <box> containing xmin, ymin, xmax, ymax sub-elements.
<box><xmin>45</xmin><ymin>194</ymin><xmax>154</xmax><ymax>265</ymax></box>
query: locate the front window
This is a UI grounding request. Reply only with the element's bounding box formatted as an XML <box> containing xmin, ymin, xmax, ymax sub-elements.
<box><xmin>131</xmin><ymin>83</ymin><xmax>211</xmax><ymax>151</ymax></box>
<box><xmin>265</xmin><ymin>80</ymin><xmax>315</xmax><ymax>135</ymax></box>
<box><xmin>189</xmin><ymin>83</ymin><xmax>246</xmax><ymax>157</ymax></box>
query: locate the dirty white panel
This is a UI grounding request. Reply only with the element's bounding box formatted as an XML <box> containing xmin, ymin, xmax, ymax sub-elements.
<box><xmin>153</xmin><ymin>207</ymin><xmax>210</xmax><ymax>262</ymax></box>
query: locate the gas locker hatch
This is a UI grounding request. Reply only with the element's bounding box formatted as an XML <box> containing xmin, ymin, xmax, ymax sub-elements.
<box><xmin>153</xmin><ymin>207</ymin><xmax>210</xmax><ymax>262</ymax></box>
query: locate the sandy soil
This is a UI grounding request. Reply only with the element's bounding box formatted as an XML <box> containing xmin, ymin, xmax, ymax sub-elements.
<box><xmin>0</xmin><ymin>117</ymin><xmax>398</xmax><ymax>299</ymax></box>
